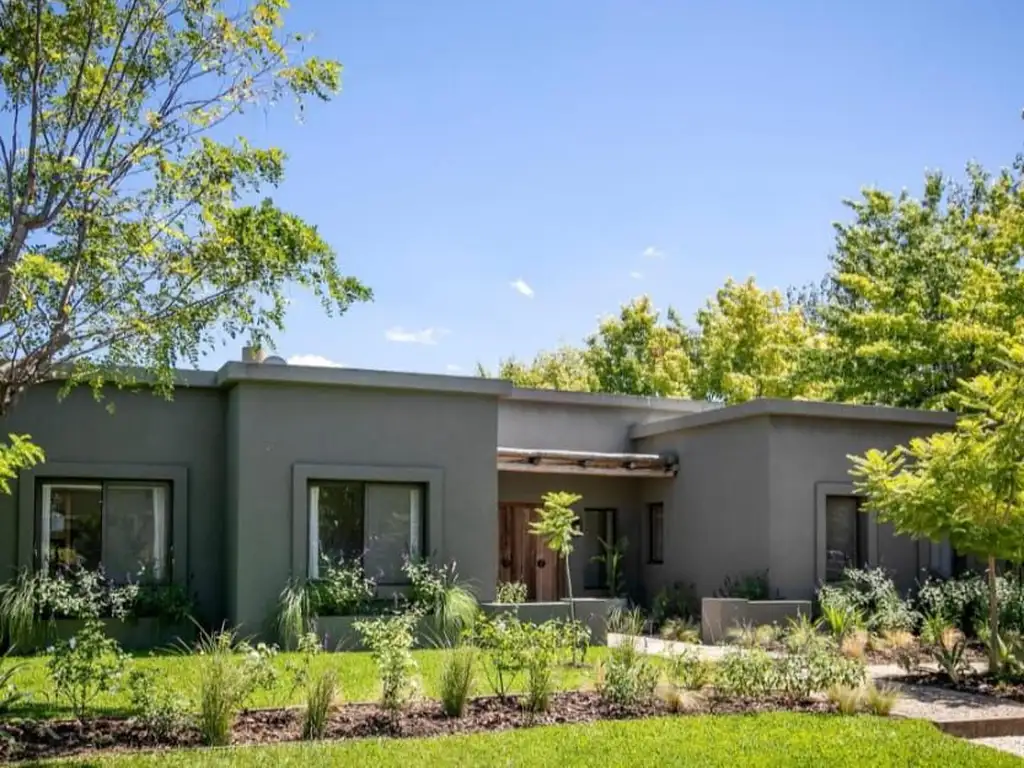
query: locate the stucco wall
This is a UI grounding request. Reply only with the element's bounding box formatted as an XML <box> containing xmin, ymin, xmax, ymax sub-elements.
<box><xmin>635</xmin><ymin>416</ymin><xmax>773</xmax><ymax>602</ymax></box>
<box><xmin>227</xmin><ymin>382</ymin><xmax>500</xmax><ymax>634</ymax></box>
<box><xmin>766</xmin><ymin>415</ymin><xmax>949</xmax><ymax>600</ymax></box>
<box><xmin>497</xmin><ymin>471</ymin><xmax>643</xmax><ymax>599</ymax></box>
<box><xmin>0</xmin><ymin>383</ymin><xmax>227</xmax><ymax>623</ymax></box>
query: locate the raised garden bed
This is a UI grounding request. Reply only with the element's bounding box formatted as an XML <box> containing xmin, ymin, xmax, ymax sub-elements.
<box><xmin>15</xmin><ymin>618</ymin><xmax>195</xmax><ymax>654</ymax></box>
<box><xmin>0</xmin><ymin>691</ymin><xmax>837</xmax><ymax>764</ymax></box>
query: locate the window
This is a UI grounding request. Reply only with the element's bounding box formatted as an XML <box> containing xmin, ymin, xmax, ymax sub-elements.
<box><xmin>582</xmin><ymin>508</ymin><xmax>617</xmax><ymax>590</ymax></box>
<box><xmin>648</xmin><ymin>502</ymin><xmax>664</xmax><ymax>564</ymax></box>
<box><xmin>824</xmin><ymin>495</ymin><xmax>868</xmax><ymax>582</ymax></box>
<box><xmin>38</xmin><ymin>480</ymin><xmax>171</xmax><ymax>581</ymax></box>
<box><xmin>309</xmin><ymin>481</ymin><xmax>424</xmax><ymax>584</ymax></box>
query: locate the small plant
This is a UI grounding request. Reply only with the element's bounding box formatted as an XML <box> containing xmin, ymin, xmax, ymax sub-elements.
<box><xmin>651</xmin><ymin>582</ymin><xmax>698</xmax><ymax>627</ymax></box>
<box><xmin>755</xmin><ymin>623</ymin><xmax>781</xmax><ymax>648</ymax></box>
<box><xmin>818</xmin><ymin>568</ymin><xmax>917</xmax><ymax>634</ymax></box>
<box><xmin>894</xmin><ymin>644</ymin><xmax>922</xmax><ymax>674</ymax></box>
<box><xmin>127</xmin><ymin>667</ymin><xmax>189</xmax><ymax>740</ymax></box>
<box><xmin>840</xmin><ymin>630</ymin><xmax>868</xmax><ymax>660</ymax></box>
<box><xmin>715</xmin><ymin>571</ymin><xmax>770</xmax><ymax>600</ymax></box>
<box><xmin>591</xmin><ymin>537</ymin><xmax>628</xmax><ymax>597</ymax></box>
<box><xmin>668</xmin><ymin>648</ymin><xmax>713</xmax><ymax>691</ymax></box>
<box><xmin>302</xmin><ymin>668</ymin><xmax>338</xmax><ymax>740</ymax></box>
<box><xmin>596</xmin><ymin>634</ymin><xmax>660</xmax><ymax>707</ymax></box>
<box><xmin>495</xmin><ymin>581</ymin><xmax>527</xmax><ymax>605</ymax></box>
<box><xmin>783</xmin><ymin>614</ymin><xmax>826</xmax><ymax>655</ymax></box>
<box><xmin>821</xmin><ymin>603</ymin><xmax>864</xmax><ymax>639</ymax></box>
<box><xmin>828</xmin><ymin>684</ymin><xmax>864</xmax><ymax>715</ymax></box>
<box><xmin>438</xmin><ymin>645</ymin><xmax>475</xmax><ymax>717</ymax></box>
<box><xmin>529</xmin><ymin>491</ymin><xmax>583</xmax><ymax>627</ymax></box>
<box><xmin>930</xmin><ymin>627</ymin><xmax>970</xmax><ymax>683</ymax></box>
<box><xmin>607</xmin><ymin>606</ymin><xmax>646</xmax><ymax>637</ymax></box>
<box><xmin>404</xmin><ymin>559</ymin><xmax>478</xmax><ymax>644</ymax></box>
<box><xmin>880</xmin><ymin>628</ymin><xmax>916</xmax><ymax>651</ymax></box>
<box><xmin>863</xmin><ymin>681</ymin><xmax>900</xmax><ymax>715</ymax></box>
<box><xmin>354</xmin><ymin>613</ymin><xmax>419</xmax><ymax>713</ymax></box>
<box><xmin>714</xmin><ymin>648</ymin><xmax>776</xmax><ymax>699</ymax></box>
<box><xmin>471</xmin><ymin>613</ymin><xmax>529</xmax><ymax>699</ymax></box>
<box><xmin>188</xmin><ymin>626</ymin><xmax>278</xmax><ymax>746</ymax></box>
<box><xmin>557</xmin><ymin>618</ymin><xmax>592</xmax><ymax>666</ymax></box>
<box><xmin>920</xmin><ymin>613</ymin><xmax>952</xmax><ymax>647</ymax></box>
<box><xmin>276</xmin><ymin>579</ymin><xmax>317</xmax><ymax>650</ymax></box>
<box><xmin>49</xmin><ymin>619</ymin><xmax>128</xmax><ymax>719</ymax></box>
<box><xmin>659</xmin><ymin>616</ymin><xmax>701</xmax><ymax>644</ymax></box>
<box><xmin>523</xmin><ymin>626</ymin><xmax>560</xmax><ymax>714</ymax></box>
<box><xmin>0</xmin><ymin>569</ymin><xmax>37</xmax><ymax>649</ymax></box>
<box><xmin>0</xmin><ymin>648</ymin><xmax>26</xmax><ymax>714</ymax></box>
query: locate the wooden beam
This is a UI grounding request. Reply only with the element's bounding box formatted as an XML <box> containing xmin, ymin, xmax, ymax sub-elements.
<box><xmin>497</xmin><ymin>461</ymin><xmax>677</xmax><ymax>478</ymax></box>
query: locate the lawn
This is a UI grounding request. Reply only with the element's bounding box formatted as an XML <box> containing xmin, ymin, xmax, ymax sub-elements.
<box><xmin>28</xmin><ymin>714</ymin><xmax>1018</xmax><ymax>767</ymax></box>
<box><xmin>7</xmin><ymin>647</ymin><xmax>615</xmax><ymax>719</ymax></box>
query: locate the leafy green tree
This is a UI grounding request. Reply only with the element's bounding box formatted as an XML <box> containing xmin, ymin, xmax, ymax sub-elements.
<box><xmin>583</xmin><ymin>296</ymin><xmax>692</xmax><ymax>397</ymax></box>
<box><xmin>482</xmin><ymin>346</ymin><xmax>594</xmax><ymax>391</ymax></box>
<box><xmin>693</xmin><ymin>277</ymin><xmax>821</xmax><ymax>403</ymax></box>
<box><xmin>0</xmin><ymin>1</ymin><xmax>370</xmax><ymax>480</ymax></box>
<box><xmin>820</xmin><ymin>163</ymin><xmax>1024</xmax><ymax>409</ymax></box>
<box><xmin>530</xmin><ymin>491</ymin><xmax>583</xmax><ymax>625</ymax></box>
<box><xmin>850</xmin><ymin>346</ymin><xmax>1024</xmax><ymax>672</ymax></box>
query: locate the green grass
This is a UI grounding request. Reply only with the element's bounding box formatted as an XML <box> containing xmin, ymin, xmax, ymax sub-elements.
<box><xmin>8</xmin><ymin>647</ymin><xmax>615</xmax><ymax>719</ymax></box>
<box><xmin>27</xmin><ymin>714</ymin><xmax>1018</xmax><ymax>767</ymax></box>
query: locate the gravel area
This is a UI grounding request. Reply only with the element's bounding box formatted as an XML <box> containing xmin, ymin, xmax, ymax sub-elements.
<box><xmin>890</xmin><ymin>682</ymin><xmax>1024</xmax><ymax>723</ymax></box>
<box><xmin>972</xmin><ymin>737</ymin><xmax>1024</xmax><ymax>758</ymax></box>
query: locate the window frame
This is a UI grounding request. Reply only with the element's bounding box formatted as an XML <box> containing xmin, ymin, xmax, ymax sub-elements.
<box><xmin>307</xmin><ymin>479</ymin><xmax>426</xmax><ymax>585</ymax></box>
<box><xmin>582</xmin><ymin>507</ymin><xmax>618</xmax><ymax>590</ymax></box>
<box><xmin>647</xmin><ymin>502</ymin><xmax>665</xmax><ymax>565</ymax></box>
<box><xmin>814</xmin><ymin>482</ymin><xmax>877</xmax><ymax>586</ymax></box>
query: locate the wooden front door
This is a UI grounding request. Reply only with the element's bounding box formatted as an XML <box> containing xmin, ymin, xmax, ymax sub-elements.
<box><xmin>498</xmin><ymin>503</ymin><xmax>565</xmax><ymax>601</ymax></box>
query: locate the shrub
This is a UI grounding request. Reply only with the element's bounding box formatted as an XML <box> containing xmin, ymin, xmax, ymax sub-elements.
<box><xmin>596</xmin><ymin>634</ymin><xmax>660</xmax><ymax>707</ymax></box>
<box><xmin>607</xmin><ymin>606</ymin><xmax>646</xmax><ymax>637</ymax></box>
<box><xmin>783</xmin><ymin>614</ymin><xmax>827</xmax><ymax>655</ymax></box>
<box><xmin>49</xmin><ymin>619</ymin><xmax>128</xmax><ymax>719</ymax></box>
<box><xmin>917</xmin><ymin>572</ymin><xmax>1024</xmax><ymax>638</ymax></box>
<box><xmin>189</xmin><ymin>627</ymin><xmax>278</xmax><ymax>746</ymax></box>
<box><xmin>471</xmin><ymin>613</ymin><xmax>529</xmax><ymax>698</ymax></box>
<box><xmin>312</xmin><ymin>557</ymin><xmax>377</xmax><ymax>617</ymax></box>
<box><xmin>404</xmin><ymin>559</ymin><xmax>478</xmax><ymax>644</ymax></box>
<box><xmin>929</xmin><ymin>627</ymin><xmax>969</xmax><ymax>684</ymax></box>
<box><xmin>668</xmin><ymin>648</ymin><xmax>713</xmax><ymax>691</ymax></box>
<box><xmin>650</xmin><ymin>582</ymin><xmax>698</xmax><ymax>626</ymax></box>
<box><xmin>438</xmin><ymin>645</ymin><xmax>475</xmax><ymax>717</ymax></box>
<box><xmin>302</xmin><ymin>668</ymin><xmax>338</xmax><ymax>740</ymax></box>
<box><xmin>0</xmin><ymin>648</ymin><xmax>26</xmax><ymax>715</ymax></box>
<box><xmin>276</xmin><ymin>580</ymin><xmax>318</xmax><ymax>650</ymax></box>
<box><xmin>495</xmin><ymin>581</ymin><xmax>527</xmax><ymax>605</ymax></box>
<box><xmin>715</xmin><ymin>571</ymin><xmax>770</xmax><ymax>600</ymax></box>
<box><xmin>523</xmin><ymin>626</ymin><xmax>560</xmax><ymax>713</ymax></box>
<box><xmin>127</xmin><ymin>667</ymin><xmax>189</xmax><ymax>740</ymax></box>
<box><xmin>821</xmin><ymin>603</ymin><xmax>865</xmax><ymax>639</ymax></box>
<box><xmin>714</xmin><ymin>648</ymin><xmax>776</xmax><ymax>698</ymax></box>
<box><xmin>556</xmin><ymin>618</ymin><xmax>591</xmax><ymax>666</ymax></box>
<box><xmin>863</xmin><ymin>681</ymin><xmax>900</xmax><ymax>715</ymax></box>
<box><xmin>817</xmin><ymin>568</ymin><xmax>916</xmax><ymax>633</ymax></box>
<box><xmin>354</xmin><ymin>613</ymin><xmax>419</xmax><ymax>713</ymax></box>
<box><xmin>659</xmin><ymin>616</ymin><xmax>701</xmax><ymax>644</ymax></box>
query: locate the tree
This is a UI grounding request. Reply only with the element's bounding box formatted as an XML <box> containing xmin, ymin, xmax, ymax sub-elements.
<box><xmin>692</xmin><ymin>277</ymin><xmax>821</xmax><ymax>403</ymax></box>
<box><xmin>820</xmin><ymin>162</ymin><xmax>1024</xmax><ymax>409</ymax></box>
<box><xmin>850</xmin><ymin>346</ymin><xmax>1024</xmax><ymax>672</ymax></box>
<box><xmin>583</xmin><ymin>296</ymin><xmax>692</xmax><ymax>397</ymax></box>
<box><xmin>530</xmin><ymin>491</ymin><xmax>583</xmax><ymax>630</ymax></box>
<box><xmin>0</xmin><ymin>1</ymin><xmax>370</xmax><ymax>482</ymax></box>
<box><xmin>481</xmin><ymin>346</ymin><xmax>593</xmax><ymax>391</ymax></box>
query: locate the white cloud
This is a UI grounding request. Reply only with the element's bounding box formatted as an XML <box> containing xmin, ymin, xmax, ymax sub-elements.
<box><xmin>385</xmin><ymin>327</ymin><xmax>446</xmax><ymax>345</ymax></box>
<box><xmin>445</xmin><ymin>364</ymin><xmax>463</xmax><ymax>373</ymax></box>
<box><xmin>510</xmin><ymin>278</ymin><xmax>534</xmax><ymax>298</ymax></box>
<box><xmin>630</xmin><ymin>271</ymin><xmax>644</xmax><ymax>280</ymax></box>
<box><xmin>642</xmin><ymin>245</ymin><xmax>665</xmax><ymax>259</ymax></box>
<box><xmin>287</xmin><ymin>354</ymin><xmax>344</xmax><ymax>368</ymax></box>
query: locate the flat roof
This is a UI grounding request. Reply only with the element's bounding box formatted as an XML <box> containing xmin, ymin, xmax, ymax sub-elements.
<box><xmin>630</xmin><ymin>398</ymin><xmax>958</xmax><ymax>439</ymax></box>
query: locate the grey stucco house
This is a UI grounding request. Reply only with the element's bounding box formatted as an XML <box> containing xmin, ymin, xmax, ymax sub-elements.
<box><xmin>0</xmin><ymin>350</ymin><xmax>959</xmax><ymax>635</ymax></box>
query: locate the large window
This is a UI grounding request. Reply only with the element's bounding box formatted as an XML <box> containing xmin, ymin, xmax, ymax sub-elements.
<box><xmin>38</xmin><ymin>480</ymin><xmax>171</xmax><ymax>581</ymax></box>
<box><xmin>648</xmin><ymin>502</ymin><xmax>664</xmax><ymax>564</ymax></box>
<box><xmin>582</xmin><ymin>508</ymin><xmax>617</xmax><ymax>590</ymax></box>
<box><xmin>824</xmin><ymin>495</ymin><xmax>868</xmax><ymax>582</ymax></box>
<box><xmin>309</xmin><ymin>481</ymin><xmax>424</xmax><ymax>584</ymax></box>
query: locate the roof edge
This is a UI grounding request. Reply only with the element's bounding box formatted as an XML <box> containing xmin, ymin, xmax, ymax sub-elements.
<box><xmin>630</xmin><ymin>398</ymin><xmax>958</xmax><ymax>440</ymax></box>
<box><xmin>501</xmin><ymin>386</ymin><xmax>717</xmax><ymax>412</ymax></box>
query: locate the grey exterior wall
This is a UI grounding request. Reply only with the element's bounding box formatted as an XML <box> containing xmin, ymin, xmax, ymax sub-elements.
<box><xmin>498</xmin><ymin>471</ymin><xmax>643</xmax><ymax>599</ymax></box>
<box><xmin>227</xmin><ymin>382</ymin><xmax>500</xmax><ymax>634</ymax></box>
<box><xmin>636</xmin><ymin>416</ymin><xmax>773</xmax><ymax>602</ymax></box>
<box><xmin>0</xmin><ymin>383</ymin><xmax>227</xmax><ymax>623</ymax></box>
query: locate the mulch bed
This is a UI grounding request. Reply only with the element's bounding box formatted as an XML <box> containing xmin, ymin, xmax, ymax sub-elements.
<box><xmin>0</xmin><ymin>692</ymin><xmax>836</xmax><ymax>763</ymax></box>
<box><xmin>893</xmin><ymin>672</ymin><xmax>1024</xmax><ymax>702</ymax></box>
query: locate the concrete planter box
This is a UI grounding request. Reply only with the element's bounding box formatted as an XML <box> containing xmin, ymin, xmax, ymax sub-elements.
<box><xmin>479</xmin><ymin>597</ymin><xmax>621</xmax><ymax>645</ymax></box>
<box><xmin>314</xmin><ymin>615</ymin><xmax>437</xmax><ymax>651</ymax></box>
<box><xmin>701</xmin><ymin>597</ymin><xmax>812</xmax><ymax>644</ymax></box>
<box><xmin>19</xmin><ymin>618</ymin><xmax>194</xmax><ymax>653</ymax></box>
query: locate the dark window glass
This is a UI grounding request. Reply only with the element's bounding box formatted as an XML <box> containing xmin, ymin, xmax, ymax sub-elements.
<box><xmin>583</xmin><ymin>508</ymin><xmax>617</xmax><ymax>590</ymax></box>
<box><xmin>648</xmin><ymin>503</ymin><xmax>664</xmax><ymax>564</ymax></box>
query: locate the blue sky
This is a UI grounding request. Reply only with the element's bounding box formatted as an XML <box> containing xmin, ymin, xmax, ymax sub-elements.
<box><xmin>211</xmin><ymin>1</ymin><xmax>1024</xmax><ymax>374</ymax></box>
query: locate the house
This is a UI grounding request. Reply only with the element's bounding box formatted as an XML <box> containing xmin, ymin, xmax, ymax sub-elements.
<box><xmin>0</xmin><ymin>349</ymin><xmax>958</xmax><ymax>636</ymax></box>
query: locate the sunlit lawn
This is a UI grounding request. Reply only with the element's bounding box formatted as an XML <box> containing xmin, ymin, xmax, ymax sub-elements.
<box><xmin>8</xmin><ymin>647</ymin><xmax>617</xmax><ymax>719</ymax></box>
<box><xmin>29</xmin><ymin>714</ymin><xmax>1019</xmax><ymax>768</ymax></box>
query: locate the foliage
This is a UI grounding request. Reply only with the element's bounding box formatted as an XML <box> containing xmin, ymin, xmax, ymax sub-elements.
<box><xmin>126</xmin><ymin>667</ymin><xmax>189</xmax><ymax>740</ymax></box>
<box><xmin>354</xmin><ymin>613</ymin><xmax>419</xmax><ymax>713</ymax></box>
<box><xmin>437</xmin><ymin>645</ymin><xmax>475</xmax><ymax>718</ymax></box>
<box><xmin>828</xmin><ymin>684</ymin><xmax>864</xmax><ymax>715</ymax></box>
<box><xmin>530</xmin><ymin>491</ymin><xmax>583</xmax><ymax>631</ymax></box>
<box><xmin>591</xmin><ymin>537</ymin><xmax>628</xmax><ymax>598</ymax></box>
<box><xmin>607</xmin><ymin>606</ymin><xmax>646</xmax><ymax>637</ymax></box>
<box><xmin>693</xmin><ymin>277</ymin><xmax>821</xmax><ymax>403</ymax></box>
<box><xmin>595</xmin><ymin>633</ymin><xmax>660</xmax><ymax>707</ymax></box>
<box><xmin>650</xmin><ymin>582</ymin><xmax>698</xmax><ymax>626</ymax></box>
<box><xmin>714</xmin><ymin>648</ymin><xmax>776</xmax><ymax>699</ymax></box>
<box><xmin>403</xmin><ymin>558</ymin><xmax>477</xmax><ymax>644</ymax></box>
<box><xmin>659</xmin><ymin>616</ymin><xmax>701</xmax><ymax>644</ymax></box>
<box><xmin>918</xmin><ymin>572</ymin><xmax>1024</xmax><ymax>637</ymax></box>
<box><xmin>494</xmin><ymin>581</ymin><xmax>527</xmax><ymax>605</ymax></box>
<box><xmin>522</xmin><ymin>625</ymin><xmax>561</xmax><ymax>713</ymax></box>
<box><xmin>312</xmin><ymin>557</ymin><xmax>378</xmax><ymax>617</ymax></box>
<box><xmin>782</xmin><ymin>615</ymin><xmax>828</xmax><ymax>655</ymax></box>
<box><xmin>0</xmin><ymin>0</ymin><xmax>369</xmax><ymax>482</ymax></box>
<box><xmin>819</xmin><ymin>602</ymin><xmax>866</xmax><ymax>640</ymax></box>
<box><xmin>667</xmin><ymin>648</ymin><xmax>713</xmax><ymax>691</ymax></box>
<box><xmin>301</xmin><ymin>668</ymin><xmax>338</xmax><ymax>741</ymax></box>
<box><xmin>820</xmin><ymin>163</ymin><xmax>1024</xmax><ymax>409</ymax></box>
<box><xmin>714</xmin><ymin>645</ymin><xmax>865</xmax><ymax>702</ymax></box>
<box><xmin>276</xmin><ymin>580</ymin><xmax>317</xmax><ymax>651</ymax></box>
<box><xmin>928</xmin><ymin>626</ymin><xmax>970</xmax><ymax>684</ymax></box>
<box><xmin>470</xmin><ymin>613</ymin><xmax>529</xmax><ymax>698</ymax></box>
<box><xmin>863</xmin><ymin>682</ymin><xmax>900</xmax><ymax>716</ymax></box>
<box><xmin>485</xmin><ymin>346</ymin><xmax>594</xmax><ymax>392</ymax></box>
<box><xmin>48</xmin><ymin>619</ymin><xmax>127</xmax><ymax>719</ymax></box>
<box><xmin>715</xmin><ymin>571</ymin><xmax>770</xmax><ymax>600</ymax></box>
<box><xmin>839</xmin><ymin>631</ymin><xmax>868</xmax><ymax>660</ymax></box>
<box><xmin>816</xmin><ymin>567</ymin><xmax>917</xmax><ymax>633</ymax></box>
<box><xmin>187</xmin><ymin>627</ymin><xmax>278</xmax><ymax>747</ymax></box>
<box><xmin>851</xmin><ymin>351</ymin><xmax>1024</xmax><ymax>671</ymax></box>
<box><xmin>0</xmin><ymin>647</ymin><xmax>26</xmax><ymax>715</ymax></box>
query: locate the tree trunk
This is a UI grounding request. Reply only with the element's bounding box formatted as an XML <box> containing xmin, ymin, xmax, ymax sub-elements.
<box><xmin>989</xmin><ymin>555</ymin><xmax>1000</xmax><ymax>675</ymax></box>
<box><xmin>564</xmin><ymin>556</ymin><xmax>579</xmax><ymax>664</ymax></box>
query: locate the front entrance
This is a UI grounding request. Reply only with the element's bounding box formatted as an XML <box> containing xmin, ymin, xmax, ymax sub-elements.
<box><xmin>498</xmin><ymin>502</ymin><xmax>566</xmax><ymax>601</ymax></box>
